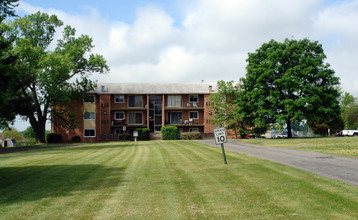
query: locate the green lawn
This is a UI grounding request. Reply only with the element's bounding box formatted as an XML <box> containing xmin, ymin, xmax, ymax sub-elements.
<box><xmin>239</xmin><ymin>137</ymin><xmax>358</xmax><ymax>158</ymax></box>
<box><xmin>0</xmin><ymin>141</ymin><xmax>357</xmax><ymax>219</ymax></box>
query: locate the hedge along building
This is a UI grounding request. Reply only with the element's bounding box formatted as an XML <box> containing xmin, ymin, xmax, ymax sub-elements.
<box><xmin>52</xmin><ymin>83</ymin><xmax>217</xmax><ymax>142</ymax></box>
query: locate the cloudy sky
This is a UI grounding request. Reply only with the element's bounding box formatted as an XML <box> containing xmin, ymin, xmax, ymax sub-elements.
<box><xmin>11</xmin><ymin>0</ymin><xmax>358</xmax><ymax>130</ymax></box>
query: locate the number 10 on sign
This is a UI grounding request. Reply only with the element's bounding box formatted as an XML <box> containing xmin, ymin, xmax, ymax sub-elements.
<box><xmin>214</xmin><ymin>127</ymin><xmax>228</xmax><ymax>164</ymax></box>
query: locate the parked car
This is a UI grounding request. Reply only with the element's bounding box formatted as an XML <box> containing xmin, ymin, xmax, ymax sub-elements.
<box><xmin>336</xmin><ymin>130</ymin><xmax>358</xmax><ymax>137</ymax></box>
<box><xmin>336</xmin><ymin>130</ymin><xmax>343</xmax><ymax>136</ymax></box>
<box><xmin>273</xmin><ymin>132</ymin><xmax>298</xmax><ymax>138</ymax></box>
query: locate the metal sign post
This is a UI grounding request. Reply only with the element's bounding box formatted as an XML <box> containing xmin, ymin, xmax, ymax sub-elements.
<box><xmin>133</xmin><ymin>131</ymin><xmax>138</xmax><ymax>142</ymax></box>
<box><xmin>214</xmin><ymin>127</ymin><xmax>228</xmax><ymax>164</ymax></box>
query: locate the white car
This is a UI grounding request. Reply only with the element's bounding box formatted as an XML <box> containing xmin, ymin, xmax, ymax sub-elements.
<box><xmin>274</xmin><ymin>132</ymin><xmax>298</xmax><ymax>138</ymax></box>
<box><xmin>337</xmin><ymin>130</ymin><xmax>358</xmax><ymax>137</ymax></box>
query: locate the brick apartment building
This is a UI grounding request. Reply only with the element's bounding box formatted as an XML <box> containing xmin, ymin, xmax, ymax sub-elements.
<box><xmin>52</xmin><ymin>83</ymin><xmax>217</xmax><ymax>142</ymax></box>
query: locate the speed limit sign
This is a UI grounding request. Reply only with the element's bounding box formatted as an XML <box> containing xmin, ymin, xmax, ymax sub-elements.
<box><xmin>214</xmin><ymin>127</ymin><xmax>228</xmax><ymax>164</ymax></box>
<box><xmin>214</xmin><ymin>127</ymin><xmax>227</xmax><ymax>145</ymax></box>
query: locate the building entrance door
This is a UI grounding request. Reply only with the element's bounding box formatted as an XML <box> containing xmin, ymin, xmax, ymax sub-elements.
<box><xmin>149</xmin><ymin>95</ymin><xmax>162</xmax><ymax>132</ymax></box>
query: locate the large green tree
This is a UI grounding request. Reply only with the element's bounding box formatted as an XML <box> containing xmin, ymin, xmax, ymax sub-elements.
<box><xmin>209</xmin><ymin>80</ymin><xmax>246</xmax><ymax>138</ymax></box>
<box><xmin>340</xmin><ymin>92</ymin><xmax>358</xmax><ymax>129</ymax></box>
<box><xmin>5</xmin><ymin>12</ymin><xmax>109</xmax><ymax>143</ymax></box>
<box><xmin>241</xmin><ymin>38</ymin><xmax>341</xmax><ymax>137</ymax></box>
<box><xmin>0</xmin><ymin>0</ymin><xmax>19</xmax><ymax>128</ymax></box>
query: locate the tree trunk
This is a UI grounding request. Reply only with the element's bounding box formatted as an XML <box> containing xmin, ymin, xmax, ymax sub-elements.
<box><xmin>287</xmin><ymin>119</ymin><xmax>292</xmax><ymax>138</ymax></box>
<box><xmin>38</xmin><ymin>115</ymin><xmax>47</xmax><ymax>143</ymax></box>
<box><xmin>29</xmin><ymin>115</ymin><xmax>47</xmax><ymax>143</ymax></box>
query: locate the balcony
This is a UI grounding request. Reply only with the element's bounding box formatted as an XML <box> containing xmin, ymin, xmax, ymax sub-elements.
<box><xmin>111</xmin><ymin>120</ymin><xmax>147</xmax><ymax>128</ymax></box>
<box><xmin>111</xmin><ymin>107</ymin><xmax>147</xmax><ymax>111</ymax></box>
<box><xmin>165</xmin><ymin>119</ymin><xmax>204</xmax><ymax>127</ymax></box>
<box><xmin>165</xmin><ymin>102</ymin><xmax>204</xmax><ymax>111</ymax></box>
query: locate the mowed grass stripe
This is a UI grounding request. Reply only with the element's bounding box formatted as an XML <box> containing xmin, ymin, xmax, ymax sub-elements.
<box><xmin>107</xmin><ymin>141</ymin><xmax>188</xmax><ymax>219</ymax></box>
<box><xmin>159</xmin><ymin>141</ymin><xmax>287</xmax><ymax>218</ymax></box>
<box><xmin>96</xmin><ymin>141</ymin><xmax>155</xmax><ymax>219</ymax></box>
<box><xmin>0</xmin><ymin>141</ymin><xmax>358</xmax><ymax>219</ymax></box>
<box><xmin>44</xmin><ymin>142</ymin><xmax>138</xmax><ymax>219</ymax></box>
<box><xmin>158</xmin><ymin>141</ymin><xmax>209</xmax><ymax>218</ymax></box>
<box><xmin>41</xmin><ymin>143</ymin><xmax>134</xmax><ymax>219</ymax></box>
<box><xmin>159</xmin><ymin>141</ymin><xmax>280</xmax><ymax>218</ymax></box>
<box><xmin>0</xmin><ymin>142</ymin><xmax>135</xmax><ymax>220</ymax></box>
<box><xmin>165</xmin><ymin>142</ymin><xmax>310</xmax><ymax>218</ymax></box>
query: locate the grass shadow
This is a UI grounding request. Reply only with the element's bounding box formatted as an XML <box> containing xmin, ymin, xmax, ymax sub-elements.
<box><xmin>0</xmin><ymin>164</ymin><xmax>126</xmax><ymax>204</ymax></box>
<box><xmin>0</xmin><ymin>142</ymin><xmax>136</xmax><ymax>156</ymax></box>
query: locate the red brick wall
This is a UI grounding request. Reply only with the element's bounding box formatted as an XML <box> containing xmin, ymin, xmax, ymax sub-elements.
<box><xmin>53</xmin><ymin>100</ymin><xmax>84</xmax><ymax>142</ymax></box>
<box><xmin>99</xmin><ymin>94</ymin><xmax>111</xmax><ymax>135</ymax></box>
<box><xmin>204</xmin><ymin>94</ymin><xmax>215</xmax><ymax>134</ymax></box>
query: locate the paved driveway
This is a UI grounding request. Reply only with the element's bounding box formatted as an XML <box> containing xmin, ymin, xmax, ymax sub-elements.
<box><xmin>197</xmin><ymin>139</ymin><xmax>358</xmax><ymax>187</ymax></box>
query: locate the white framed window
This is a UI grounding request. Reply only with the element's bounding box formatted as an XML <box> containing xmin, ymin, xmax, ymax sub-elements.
<box><xmin>168</xmin><ymin>95</ymin><xmax>182</xmax><ymax>107</ymax></box>
<box><xmin>115</xmin><ymin>95</ymin><xmax>125</xmax><ymax>103</ymax></box>
<box><xmin>189</xmin><ymin>128</ymin><xmax>199</xmax><ymax>132</ymax></box>
<box><xmin>189</xmin><ymin>94</ymin><xmax>198</xmax><ymax>103</ymax></box>
<box><xmin>84</xmin><ymin>129</ymin><xmax>96</xmax><ymax>137</ymax></box>
<box><xmin>114</xmin><ymin>111</ymin><xmax>125</xmax><ymax>120</ymax></box>
<box><xmin>84</xmin><ymin>95</ymin><xmax>95</xmax><ymax>103</ymax></box>
<box><xmin>128</xmin><ymin>96</ymin><xmax>143</xmax><ymax>107</ymax></box>
<box><xmin>128</xmin><ymin>112</ymin><xmax>143</xmax><ymax>124</ymax></box>
<box><xmin>189</xmin><ymin>111</ymin><xmax>199</xmax><ymax>119</ymax></box>
<box><xmin>84</xmin><ymin>112</ymin><xmax>95</xmax><ymax>120</ymax></box>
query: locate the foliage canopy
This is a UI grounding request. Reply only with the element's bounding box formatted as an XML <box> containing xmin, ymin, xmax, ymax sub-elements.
<box><xmin>340</xmin><ymin>92</ymin><xmax>358</xmax><ymax>129</ymax></box>
<box><xmin>0</xmin><ymin>0</ymin><xmax>19</xmax><ymax>128</ymax></box>
<box><xmin>3</xmin><ymin>11</ymin><xmax>109</xmax><ymax>142</ymax></box>
<box><xmin>209</xmin><ymin>80</ymin><xmax>249</xmax><ymax>138</ymax></box>
<box><xmin>241</xmin><ymin>38</ymin><xmax>341</xmax><ymax>137</ymax></box>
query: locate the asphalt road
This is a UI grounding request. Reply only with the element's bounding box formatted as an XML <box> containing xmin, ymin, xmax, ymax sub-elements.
<box><xmin>197</xmin><ymin>139</ymin><xmax>358</xmax><ymax>187</ymax></box>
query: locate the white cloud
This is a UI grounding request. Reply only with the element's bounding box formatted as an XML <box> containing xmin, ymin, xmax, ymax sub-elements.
<box><xmin>17</xmin><ymin>0</ymin><xmax>358</xmax><ymax>96</ymax></box>
<box><xmin>313</xmin><ymin>1</ymin><xmax>358</xmax><ymax>95</ymax></box>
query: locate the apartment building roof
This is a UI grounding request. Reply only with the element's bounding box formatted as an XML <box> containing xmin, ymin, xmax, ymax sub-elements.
<box><xmin>94</xmin><ymin>83</ymin><xmax>217</xmax><ymax>94</ymax></box>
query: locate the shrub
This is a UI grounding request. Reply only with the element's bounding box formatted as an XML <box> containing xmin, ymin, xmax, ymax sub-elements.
<box><xmin>47</xmin><ymin>133</ymin><xmax>62</xmax><ymax>143</ymax></box>
<box><xmin>24</xmin><ymin>138</ymin><xmax>37</xmax><ymax>146</ymax></box>
<box><xmin>136</xmin><ymin>128</ymin><xmax>150</xmax><ymax>140</ymax></box>
<box><xmin>181</xmin><ymin>132</ymin><xmax>201</xmax><ymax>140</ymax></box>
<box><xmin>119</xmin><ymin>133</ymin><xmax>131</xmax><ymax>141</ymax></box>
<box><xmin>71</xmin><ymin>136</ymin><xmax>81</xmax><ymax>142</ymax></box>
<box><xmin>161</xmin><ymin>126</ymin><xmax>178</xmax><ymax>140</ymax></box>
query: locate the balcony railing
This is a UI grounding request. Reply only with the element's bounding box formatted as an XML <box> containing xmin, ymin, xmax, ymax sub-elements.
<box><xmin>165</xmin><ymin>119</ymin><xmax>204</xmax><ymax>126</ymax></box>
<box><xmin>111</xmin><ymin>120</ymin><xmax>126</xmax><ymax>126</ymax></box>
<box><xmin>111</xmin><ymin>120</ymin><xmax>147</xmax><ymax>127</ymax></box>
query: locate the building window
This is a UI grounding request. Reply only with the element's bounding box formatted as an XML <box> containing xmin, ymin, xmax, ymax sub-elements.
<box><xmin>115</xmin><ymin>95</ymin><xmax>125</xmax><ymax>103</ymax></box>
<box><xmin>168</xmin><ymin>112</ymin><xmax>182</xmax><ymax>124</ymax></box>
<box><xmin>189</xmin><ymin>111</ymin><xmax>199</xmax><ymax>119</ymax></box>
<box><xmin>84</xmin><ymin>129</ymin><xmax>96</xmax><ymax>137</ymax></box>
<box><xmin>189</xmin><ymin>94</ymin><xmax>198</xmax><ymax>103</ymax></box>
<box><xmin>84</xmin><ymin>95</ymin><xmax>95</xmax><ymax>103</ymax></box>
<box><xmin>189</xmin><ymin>128</ymin><xmax>199</xmax><ymax>132</ymax></box>
<box><xmin>84</xmin><ymin>112</ymin><xmax>95</xmax><ymax>120</ymax></box>
<box><xmin>168</xmin><ymin>95</ymin><xmax>182</xmax><ymax>107</ymax></box>
<box><xmin>114</xmin><ymin>111</ymin><xmax>125</xmax><ymax>120</ymax></box>
<box><xmin>128</xmin><ymin>112</ymin><xmax>143</xmax><ymax>124</ymax></box>
<box><xmin>128</xmin><ymin>96</ymin><xmax>143</xmax><ymax>107</ymax></box>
